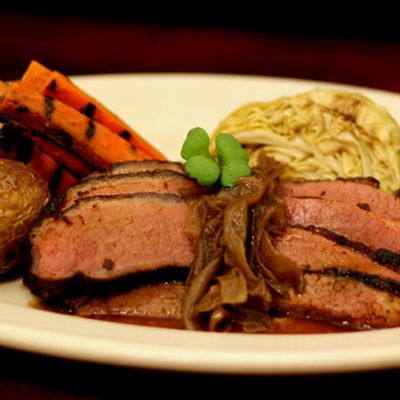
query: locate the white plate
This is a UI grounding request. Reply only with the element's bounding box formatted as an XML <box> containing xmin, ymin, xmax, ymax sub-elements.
<box><xmin>2</xmin><ymin>73</ymin><xmax>400</xmax><ymax>375</ymax></box>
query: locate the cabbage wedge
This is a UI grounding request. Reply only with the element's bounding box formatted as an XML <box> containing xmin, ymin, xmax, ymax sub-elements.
<box><xmin>212</xmin><ymin>89</ymin><xmax>400</xmax><ymax>193</ymax></box>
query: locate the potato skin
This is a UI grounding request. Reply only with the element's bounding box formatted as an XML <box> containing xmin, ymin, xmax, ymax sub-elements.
<box><xmin>0</xmin><ymin>159</ymin><xmax>49</xmax><ymax>276</ymax></box>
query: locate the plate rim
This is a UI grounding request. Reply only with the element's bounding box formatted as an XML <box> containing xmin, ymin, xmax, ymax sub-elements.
<box><xmin>2</xmin><ymin>72</ymin><xmax>400</xmax><ymax>375</ymax></box>
<box><xmin>71</xmin><ymin>71</ymin><xmax>400</xmax><ymax>98</ymax></box>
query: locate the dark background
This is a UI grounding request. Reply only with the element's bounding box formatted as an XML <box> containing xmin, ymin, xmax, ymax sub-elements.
<box><xmin>2</xmin><ymin>2</ymin><xmax>399</xmax><ymax>39</ymax></box>
<box><xmin>2</xmin><ymin>5</ymin><xmax>400</xmax><ymax>398</ymax></box>
<box><xmin>1</xmin><ymin>5</ymin><xmax>400</xmax><ymax>91</ymax></box>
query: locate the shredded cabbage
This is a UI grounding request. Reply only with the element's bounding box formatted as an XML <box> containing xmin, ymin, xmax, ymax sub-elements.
<box><xmin>212</xmin><ymin>88</ymin><xmax>400</xmax><ymax>193</ymax></box>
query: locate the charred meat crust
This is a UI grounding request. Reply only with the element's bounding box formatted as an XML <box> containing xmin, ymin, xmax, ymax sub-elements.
<box><xmin>286</xmin><ymin>197</ymin><xmax>400</xmax><ymax>259</ymax></box>
<box><xmin>339</xmin><ymin>176</ymin><xmax>379</xmax><ymax>187</ymax></box>
<box><xmin>82</xmin><ymin>169</ymin><xmax>188</xmax><ymax>185</ymax></box>
<box><xmin>374</xmin><ymin>249</ymin><xmax>400</xmax><ymax>267</ymax></box>
<box><xmin>84</xmin><ymin>160</ymin><xmax>185</xmax><ymax>180</ymax></box>
<box><xmin>281</xmin><ymin>177</ymin><xmax>379</xmax><ymax>188</ymax></box>
<box><xmin>65</xmin><ymin>170</ymin><xmax>203</xmax><ymax>202</ymax></box>
<box><xmin>109</xmin><ymin>159</ymin><xmax>184</xmax><ymax>172</ymax></box>
<box><xmin>304</xmin><ymin>226</ymin><xmax>400</xmax><ymax>270</ymax></box>
<box><xmin>25</xmin><ymin>265</ymin><xmax>189</xmax><ymax>300</ymax></box>
<box><xmin>308</xmin><ymin>268</ymin><xmax>400</xmax><ymax>296</ymax></box>
<box><xmin>272</xmin><ymin>227</ymin><xmax>400</xmax><ymax>291</ymax></box>
<box><xmin>32</xmin><ymin>192</ymin><xmax>66</xmax><ymax>227</ymax></box>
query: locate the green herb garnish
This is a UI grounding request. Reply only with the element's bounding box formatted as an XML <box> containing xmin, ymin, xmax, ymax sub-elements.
<box><xmin>180</xmin><ymin>127</ymin><xmax>251</xmax><ymax>187</ymax></box>
<box><xmin>216</xmin><ymin>133</ymin><xmax>251</xmax><ymax>187</ymax></box>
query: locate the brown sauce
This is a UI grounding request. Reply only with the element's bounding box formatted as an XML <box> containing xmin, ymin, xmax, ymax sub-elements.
<box><xmin>34</xmin><ymin>300</ymin><xmax>355</xmax><ymax>333</ymax></box>
<box><xmin>91</xmin><ymin>315</ymin><xmax>185</xmax><ymax>329</ymax></box>
<box><xmin>267</xmin><ymin>317</ymin><xmax>354</xmax><ymax>334</ymax></box>
<box><xmin>91</xmin><ymin>315</ymin><xmax>355</xmax><ymax>333</ymax></box>
<box><xmin>93</xmin><ymin>315</ymin><xmax>355</xmax><ymax>333</ymax></box>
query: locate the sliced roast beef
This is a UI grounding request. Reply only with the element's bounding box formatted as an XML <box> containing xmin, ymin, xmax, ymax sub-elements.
<box><xmin>60</xmin><ymin>262</ymin><xmax>400</xmax><ymax>330</ymax></box>
<box><xmin>60</xmin><ymin>276</ymin><xmax>397</xmax><ymax>331</ymax></box>
<box><xmin>63</xmin><ymin>262</ymin><xmax>400</xmax><ymax>330</ymax></box>
<box><xmin>276</xmin><ymin>272</ymin><xmax>400</xmax><ymax>329</ymax></box>
<box><xmin>28</xmin><ymin>193</ymin><xmax>194</xmax><ymax>298</ymax></box>
<box><xmin>67</xmin><ymin>281</ymin><xmax>185</xmax><ymax>321</ymax></box>
<box><xmin>285</xmin><ymin>197</ymin><xmax>400</xmax><ymax>261</ymax></box>
<box><xmin>27</xmin><ymin>171</ymin><xmax>400</xmax><ymax>329</ymax></box>
<box><xmin>87</xmin><ymin>160</ymin><xmax>184</xmax><ymax>179</ymax></box>
<box><xmin>62</xmin><ymin>170</ymin><xmax>203</xmax><ymax>209</ymax></box>
<box><xmin>272</xmin><ymin>228</ymin><xmax>400</xmax><ymax>282</ymax></box>
<box><xmin>271</xmin><ymin>227</ymin><xmax>400</xmax><ymax>328</ymax></box>
<box><xmin>281</xmin><ymin>179</ymin><xmax>400</xmax><ymax>222</ymax></box>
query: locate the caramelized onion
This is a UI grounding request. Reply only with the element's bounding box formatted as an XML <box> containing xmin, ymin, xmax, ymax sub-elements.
<box><xmin>183</xmin><ymin>154</ymin><xmax>303</xmax><ymax>331</ymax></box>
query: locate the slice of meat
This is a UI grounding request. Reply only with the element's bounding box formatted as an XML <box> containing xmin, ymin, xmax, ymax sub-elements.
<box><xmin>272</xmin><ymin>228</ymin><xmax>400</xmax><ymax>282</ymax></box>
<box><xmin>281</xmin><ymin>179</ymin><xmax>400</xmax><ymax>222</ymax></box>
<box><xmin>28</xmin><ymin>193</ymin><xmax>194</xmax><ymax>298</ymax></box>
<box><xmin>276</xmin><ymin>273</ymin><xmax>400</xmax><ymax>329</ymax></box>
<box><xmin>87</xmin><ymin>160</ymin><xmax>184</xmax><ymax>179</ymax></box>
<box><xmin>67</xmin><ymin>281</ymin><xmax>185</xmax><ymax>322</ymax></box>
<box><xmin>285</xmin><ymin>197</ymin><xmax>400</xmax><ymax>256</ymax></box>
<box><xmin>272</xmin><ymin>227</ymin><xmax>400</xmax><ymax>328</ymax></box>
<box><xmin>62</xmin><ymin>170</ymin><xmax>203</xmax><ymax>209</ymax></box>
<box><xmin>63</xmin><ymin>268</ymin><xmax>400</xmax><ymax>330</ymax></box>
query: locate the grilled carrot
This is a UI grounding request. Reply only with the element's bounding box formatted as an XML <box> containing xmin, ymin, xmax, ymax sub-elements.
<box><xmin>28</xmin><ymin>146</ymin><xmax>58</xmax><ymax>182</ymax></box>
<box><xmin>0</xmin><ymin>121</ymin><xmax>80</xmax><ymax>192</ymax></box>
<box><xmin>30</xmin><ymin>135</ymin><xmax>93</xmax><ymax>178</ymax></box>
<box><xmin>20</xmin><ymin>61</ymin><xmax>52</xmax><ymax>92</ymax></box>
<box><xmin>1</xmin><ymin>117</ymin><xmax>93</xmax><ymax>178</ymax></box>
<box><xmin>0</xmin><ymin>82</ymin><xmax>150</xmax><ymax>169</ymax></box>
<box><xmin>54</xmin><ymin>169</ymin><xmax>80</xmax><ymax>193</ymax></box>
<box><xmin>20</xmin><ymin>60</ymin><xmax>166</xmax><ymax>160</ymax></box>
<box><xmin>28</xmin><ymin>147</ymin><xmax>80</xmax><ymax>192</ymax></box>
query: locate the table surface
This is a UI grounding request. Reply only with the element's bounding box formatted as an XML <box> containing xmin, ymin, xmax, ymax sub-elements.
<box><xmin>2</xmin><ymin>346</ymin><xmax>400</xmax><ymax>399</ymax></box>
<box><xmin>2</xmin><ymin>10</ymin><xmax>400</xmax><ymax>397</ymax></box>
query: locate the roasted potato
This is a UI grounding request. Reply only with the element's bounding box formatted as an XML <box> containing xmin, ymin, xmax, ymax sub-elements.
<box><xmin>0</xmin><ymin>159</ymin><xmax>49</xmax><ymax>277</ymax></box>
